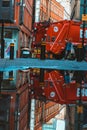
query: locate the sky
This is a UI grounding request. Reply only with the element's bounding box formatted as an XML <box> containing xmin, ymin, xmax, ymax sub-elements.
<box><xmin>56</xmin><ymin>0</ymin><xmax>71</xmax><ymax>16</ymax></box>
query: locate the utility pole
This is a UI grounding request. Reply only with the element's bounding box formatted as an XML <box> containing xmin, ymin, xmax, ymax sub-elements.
<box><xmin>1</xmin><ymin>21</ymin><xmax>4</xmax><ymax>58</ymax></box>
<box><xmin>0</xmin><ymin>21</ymin><xmax>4</xmax><ymax>93</ymax></box>
<box><xmin>82</xmin><ymin>0</ymin><xmax>86</xmax><ymax>47</ymax></box>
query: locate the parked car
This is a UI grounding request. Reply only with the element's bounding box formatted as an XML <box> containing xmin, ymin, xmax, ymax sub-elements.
<box><xmin>20</xmin><ymin>47</ymin><xmax>31</xmax><ymax>58</ymax></box>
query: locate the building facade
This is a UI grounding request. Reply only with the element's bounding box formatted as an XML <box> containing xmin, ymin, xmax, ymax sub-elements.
<box><xmin>70</xmin><ymin>0</ymin><xmax>80</xmax><ymax>20</ymax></box>
<box><xmin>0</xmin><ymin>0</ymin><xmax>34</xmax><ymax>130</ymax></box>
<box><xmin>56</xmin><ymin>0</ymin><xmax>71</xmax><ymax>20</ymax></box>
<box><xmin>28</xmin><ymin>68</ymin><xmax>64</xmax><ymax>130</ymax></box>
<box><xmin>35</xmin><ymin>0</ymin><xmax>64</xmax><ymax>22</ymax></box>
<box><xmin>34</xmin><ymin>101</ymin><xmax>60</xmax><ymax>130</ymax></box>
<box><xmin>29</xmin><ymin>1</ymin><xmax>65</xmax><ymax>130</ymax></box>
<box><xmin>0</xmin><ymin>0</ymin><xmax>64</xmax><ymax>130</ymax></box>
<box><xmin>0</xmin><ymin>1</ymin><xmax>71</xmax><ymax>130</ymax></box>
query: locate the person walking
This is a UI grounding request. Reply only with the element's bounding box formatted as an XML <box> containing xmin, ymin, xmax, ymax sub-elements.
<box><xmin>65</xmin><ymin>38</ymin><xmax>72</xmax><ymax>59</ymax></box>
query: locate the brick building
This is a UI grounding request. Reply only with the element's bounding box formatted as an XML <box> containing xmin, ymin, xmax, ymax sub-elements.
<box><xmin>70</xmin><ymin>1</ymin><xmax>87</xmax><ymax>129</ymax></box>
<box><xmin>35</xmin><ymin>0</ymin><xmax>64</xmax><ymax>22</ymax></box>
<box><xmin>30</xmin><ymin>1</ymin><xmax>65</xmax><ymax>130</ymax></box>
<box><xmin>0</xmin><ymin>0</ymin><xmax>66</xmax><ymax>130</ymax></box>
<box><xmin>0</xmin><ymin>0</ymin><xmax>34</xmax><ymax>130</ymax></box>
<box><xmin>57</xmin><ymin>0</ymin><xmax>71</xmax><ymax>20</ymax></box>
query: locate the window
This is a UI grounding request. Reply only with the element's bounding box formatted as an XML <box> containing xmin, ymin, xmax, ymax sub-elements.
<box><xmin>0</xmin><ymin>96</ymin><xmax>10</xmax><ymax>130</ymax></box>
<box><xmin>2</xmin><ymin>0</ymin><xmax>10</xmax><ymax>7</ymax></box>
<box><xmin>19</xmin><ymin>0</ymin><xmax>24</xmax><ymax>25</ymax></box>
<box><xmin>0</xmin><ymin>110</ymin><xmax>6</xmax><ymax>121</ymax></box>
<box><xmin>5</xmin><ymin>30</ymin><xmax>12</xmax><ymax>38</ymax></box>
<box><xmin>1</xmin><ymin>79</ymin><xmax>16</xmax><ymax>90</ymax></box>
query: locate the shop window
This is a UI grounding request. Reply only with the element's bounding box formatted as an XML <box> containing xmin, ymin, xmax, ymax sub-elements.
<box><xmin>1</xmin><ymin>79</ymin><xmax>16</xmax><ymax>90</ymax></box>
<box><xmin>2</xmin><ymin>0</ymin><xmax>10</xmax><ymax>7</ymax></box>
<box><xmin>5</xmin><ymin>30</ymin><xmax>12</xmax><ymax>38</ymax></box>
<box><xmin>0</xmin><ymin>110</ymin><xmax>6</xmax><ymax>121</ymax></box>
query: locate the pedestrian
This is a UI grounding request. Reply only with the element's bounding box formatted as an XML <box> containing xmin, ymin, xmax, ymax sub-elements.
<box><xmin>65</xmin><ymin>38</ymin><xmax>72</xmax><ymax>59</ymax></box>
<box><xmin>64</xmin><ymin>71</ymin><xmax>70</xmax><ymax>84</ymax></box>
<box><xmin>70</xmin><ymin>44</ymin><xmax>75</xmax><ymax>60</ymax></box>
